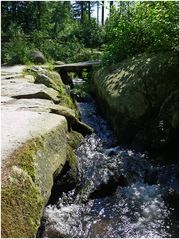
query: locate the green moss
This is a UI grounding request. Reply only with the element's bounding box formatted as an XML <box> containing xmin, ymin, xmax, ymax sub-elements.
<box><xmin>1</xmin><ymin>138</ymin><xmax>45</xmax><ymax>238</ymax></box>
<box><xmin>62</xmin><ymin>131</ymin><xmax>84</xmax><ymax>185</ymax></box>
<box><xmin>1</xmin><ymin>167</ymin><xmax>43</xmax><ymax>238</ymax></box>
<box><xmin>8</xmin><ymin>138</ymin><xmax>44</xmax><ymax>182</ymax></box>
<box><xmin>24</xmin><ymin>66</ymin><xmax>79</xmax><ymax>115</ymax></box>
<box><xmin>66</xmin><ymin>144</ymin><xmax>77</xmax><ymax>166</ymax></box>
<box><xmin>66</xmin><ymin>144</ymin><xmax>79</xmax><ymax>186</ymax></box>
<box><xmin>67</xmin><ymin>130</ymin><xmax>84</xmax><ymax>149</ymax></box>
<box><xmin>59</xmin><ymin>92</ymin><xmax>73</xmax><ymax>108</ymax></box>
<box><xmin>39</xmin><ymin>70</ymin><xmax>78</xmax><ymax>112</ymax></box>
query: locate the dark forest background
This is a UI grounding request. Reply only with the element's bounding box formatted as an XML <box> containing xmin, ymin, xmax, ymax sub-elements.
<box><xmin>1</xmin><ymin>1</ymin><xmax>179</xmax><ymax>65</ymax></box>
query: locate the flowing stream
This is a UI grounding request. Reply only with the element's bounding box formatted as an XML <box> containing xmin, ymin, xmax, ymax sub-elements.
<box><xmin>38</xmin><ymin>78</ymin><xmax>178</xmax><ymax>238</ymax></box>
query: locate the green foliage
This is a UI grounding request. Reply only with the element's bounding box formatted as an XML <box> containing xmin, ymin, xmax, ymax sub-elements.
<box><xmin>1</xmin><ymin>1</ymin><xmax>104</xmax><ymax>64</ymax></box>
<box><xmin>72</xmin><ymin>16</ymin><xmax>105</xmax><ymax>48</ymax></box>
<box><xmin>2</xmin><ymin>23</ymin><xmax>33</xmax><ymax>64</ymax></box>
<box><xmin>103</xmin><ymin>1</ymin><xmax>179</xmax><ymax>64</ymax></box>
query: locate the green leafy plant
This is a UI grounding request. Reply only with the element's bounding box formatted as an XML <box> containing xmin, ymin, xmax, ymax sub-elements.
<box><xmin>103</xmin><ymin>1</ymin><xmax>179</xmax><ymax>65</ymax></box>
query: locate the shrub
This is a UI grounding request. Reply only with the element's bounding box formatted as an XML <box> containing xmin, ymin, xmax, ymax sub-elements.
<box><xmin>103</xmin><ymin>1</ymin><xmax>179</xmax><ymax>65</ymax></box>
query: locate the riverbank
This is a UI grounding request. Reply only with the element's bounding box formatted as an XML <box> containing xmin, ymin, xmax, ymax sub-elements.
<box><xmin>1</xmin><ymin>65</ymin><xmax>92</xmax><ymax>237</ymax></box>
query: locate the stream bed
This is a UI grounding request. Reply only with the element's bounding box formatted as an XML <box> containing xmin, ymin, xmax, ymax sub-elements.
<box><xmin>38</xmin><ymin>78</ymin><xmax>179</xmax><ymax>238</ymax></box>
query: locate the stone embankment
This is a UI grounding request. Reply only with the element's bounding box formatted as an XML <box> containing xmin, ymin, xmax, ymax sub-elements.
<box><xmin>1</xmin><ymin>65</ymin><xmax>92</xmax><ymax>238</ymax></box>
<box><xmin>94</xmin><ymin>52</ymin><xmax>178</xmax><ymax>161</ymax></box>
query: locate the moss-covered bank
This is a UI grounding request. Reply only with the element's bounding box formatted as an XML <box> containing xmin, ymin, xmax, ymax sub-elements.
<box><xmin>94</xmin><ymin>52</ymin><xmax>178</xmax><ymax>161</ymax></box>
<box><xmin>2</xmin><ymin>122</ymin><xmax>67</xmax><ymax>238</ymax></box>
<box><xmin>1</xmin><ymin>66</ymin><xmax>91</xmax><ymax>238</ymax></box>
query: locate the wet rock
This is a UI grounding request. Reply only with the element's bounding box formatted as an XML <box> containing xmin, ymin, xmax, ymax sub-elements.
<box><xmin>41</xmin><ymin>203</ymin><xmax>84</xmax><ymax>238</ymax></box>
<box><xmin>48</xmin><ymin>153</ymin><xmax>79</xmax><ymax>205</ymax></box>
<box><xmin>144</xmin><ymin>164</ymin><xmax>179</xmax><ymax>193</ymax></box>
<box><xmin>105</xmin><ymin>146</ymin><xmax>122</xmax><ymax>156</ymax></box>
<box><xmin>75</xmin><ymin>140</ymin><xmax>149</xmax><ymax>202</ymax></box>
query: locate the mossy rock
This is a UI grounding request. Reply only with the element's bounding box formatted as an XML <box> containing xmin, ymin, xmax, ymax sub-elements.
<box><xmin>27</xmin><ymin>66</ymin><xmax>79</xmax><ymax>113</ymax></box>
<box><xmin>158</xmin><ymin>90</ymin><xmax>179</xmax><ymax>129</ymax></box>
<box><xmin>35</xmin><ymin>71</ymin><xmax>64</xmax><ymax>92</ymax></box>
<box><xmin>2</xmin><ymin>166</ymin><xmax>43</xmax><ymax>238</ymax></box>
<box><xmin>1</xmin><ymin>116</ymin><xmax>67</xmax><ymax>238</ymax></box>
<box><xmin>30</xmin><ymin>51</ymin><xmax>46</xmax><ymax>64</ymax></box>
<box><xmin>53</xmin><ymin>145</ymin><xmax>79</xmax><ymax>194</ymax></box>
<box><xmin>47</xmin><ymin>137</ymin><xmax>82</xmax><ymax>205</ymax></box>
<box><xmin>94</xmin><ymin>52</ymin><xmax>178</xmax><ymax>151</ymax></box>
<box><xmin>51</xmin><ymin>106</ymin><xmax>93</xmax><ymax>136</ymax></box>
<box><xmin>67</xmin><ymin>130</ymin><xmax>84</xmax><ymax>149</ymax></box>
<box><xmin>67</xmin><ymin>144</ymin><xmax>80</xmax><ymax>185</ymax></box>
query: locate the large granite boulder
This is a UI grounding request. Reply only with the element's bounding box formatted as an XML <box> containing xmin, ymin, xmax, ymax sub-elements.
<box><xmin>94</xmin><ymin>52</ymin><xmax>178</xmax><ymax>157</ymax></box>
<box><xmin>1</xmin><ymin>111</ymin><xmax>68</xmax><ymax>238</ymax></box>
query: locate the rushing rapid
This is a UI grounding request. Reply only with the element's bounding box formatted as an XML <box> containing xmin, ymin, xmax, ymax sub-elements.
<box><xmin>39</xmin><ymin>78</ymin><xmax>178</xmax><ymax>238</ymax></box>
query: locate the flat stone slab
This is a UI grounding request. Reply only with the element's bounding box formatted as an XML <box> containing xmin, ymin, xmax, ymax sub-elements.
<box><xmin>1</xmin><ymin>98</ymin><xmax>56</xmax><ymax>113</ymax></box>
<box><xmin>1</xmin><ymin>111</ymin><xmax>67</xmax><ymax>163</ymax></box>
<box><xmin>2</xmin><ymin>78</ymin><xmax>60</xmax><ymax>103</ymax></box>
<box><xmin>1</xmin><ymin>65</ymin><xmax>26</xmax><ymax>74</ymax></box>
<box><xmin>1</xmin><ymin>73</ymin><xmax>23</xmax><ymax>79</ymax></box>
<box><xmin>54</xmin><ymin>61</ymin><xmax>101</xmax><ymax>72</ymax></box>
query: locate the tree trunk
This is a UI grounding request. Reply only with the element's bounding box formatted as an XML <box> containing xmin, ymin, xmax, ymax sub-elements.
<box><xmin>36</xmin><ymin>2</ymin><xmax>42</xmax><ymax>30</ymax></box>
<box><xmin>97</xmin><ymin>1</ymin><xmax>99</xmax><ymax>24</ymax></box>
<box><xmin>101</xmin><ymin>0</ymin><xmax>104</xmax><ymax>25</ymax></box>
<box><xmin>80</xmin><ymin>1</ymin><xmax>84</xmax><ymax>23</ymax></box>
<box><xmin>12</xmin><ymin>2</ymin><xmax>17</xmax><ymax>22</ymax></box>
<box><xmin>110</xmin><ymin>1</ymin><xmax>113</xmax><ymax>15</ymax></box>
<box><xmin>88</xmin><ymin>1</ymin><xmax>91</xmax><ymax>21</ymax></box>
